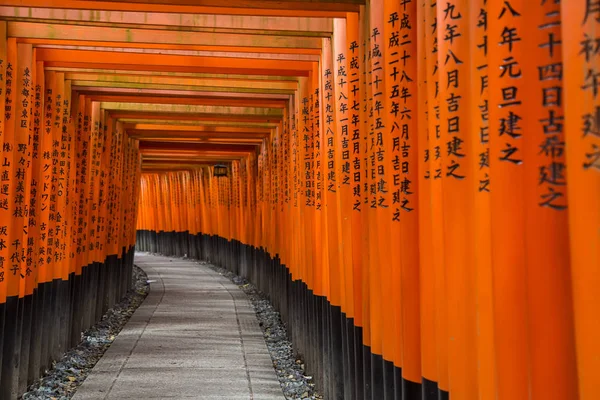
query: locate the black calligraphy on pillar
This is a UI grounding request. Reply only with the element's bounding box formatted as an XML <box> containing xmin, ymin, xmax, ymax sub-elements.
<box><xmin>292</xmin><ymin>108</ymin><xmax>298</xmax><ymax>207</ymax></box>
<box><xmin>349</xmin><ymin>39</ymin><xmax>361</xmax><ymax>212</ymax></box>
<box><xmin>338</xmin><ymin>50</ymin><xmax>351</xmax><ymax>195</ymax></box>
<box><xmin>303</xmin><ymin>95</ymin><xmax>313</xmax><ymax>207</ymax></box>
<box><xmin>537</xmin><ymin>0</ymin><xmax>567</xmax><ymax>210</ymax></box>
<box><xmin>39</xmin><ymin>88</ymin><xmax>52</xmax><ymax>265</ymax></box>
<box><xmin>0</xmin><ymin>58</ymin><xmax>10</xmax><ymax>281</ymax></box>
<box><xmin>476</xmin><ymin>1</ymin><xmax>490</xmax><ymax>193</ymax></box>
<box><xmin>429</xmin><ymin>1</ymin><xmax>443</xmax><ymax>182</ymax></box>
<box><xmin>324</xmin><ymin>63</ymin><xmax>336</xmax><ymax>193</ymax></box>
<box><xmin>497</xmin><ymin>0</ymin><xmax>523</xmax><ymax>165</ymax></box>
<box><xmin>15</xmin><ymin>65</ymin><xmax>31</xmax><ymax>278</ymax></box>
<box><xmin>580</xmin><ymin>0</ymin><xmax>600</xmax><ymax>172</ymax></box>
<box><xmin>372</xmin><ymin>25</ymin><xmax>387</xmax><ymax>209</ymax></box>
<box><xmin>314</xmin><ymin>87</ymin><xmax>322</xmax><ymax>210</ymax></box>
<box><xmin>389</xmin><ymin>7</ymin><xmax>415</xmax><ymax>222</ymax></box>
<box><xmin>5</xmin><ymin>62</ymin><xmax>13</xmax><ymax>122</ymax></box>
<box><xmin>26</xmin><ymin>78</ymin><xmax>42</xmax><ymax>275</ymax></box>
<box><xmin>442</xmin><ymin>1</ymin><xmax>466</xmax><ymax>181</ymax></box>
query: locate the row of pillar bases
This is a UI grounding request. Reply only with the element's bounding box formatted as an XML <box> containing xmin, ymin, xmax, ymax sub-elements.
<box><xmin>136</xmin><ymin>230</ymin><xmax>448</xmax><ymax>400</ymax></box>
<box><xmin>0</xmin><ymin>249</ymin><xmax>135</xmax><ymax>400</ymax></box>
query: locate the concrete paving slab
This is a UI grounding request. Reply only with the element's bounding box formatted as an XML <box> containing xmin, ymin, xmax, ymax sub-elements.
<box><xmin>74</xmin><ymin>253</ymin><xmax>285</xmax><ymax>400</ymax></box>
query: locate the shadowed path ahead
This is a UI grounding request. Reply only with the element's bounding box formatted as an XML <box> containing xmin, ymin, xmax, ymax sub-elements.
<box><xmin>74</xmin><ymin>253</ymin><xmax>285</xmax><ymax>400</ymax></box>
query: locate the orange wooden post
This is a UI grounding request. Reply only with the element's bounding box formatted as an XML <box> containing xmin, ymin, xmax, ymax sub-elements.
<box><xmin>0</xmin><ymin>35</ymin><xmax>20</xmax><ymax>400</ymax></box>
<box><xmin>75</xmin><ymin>96</ymin><xmax>90</xmax><ymax>276</ymax></box>
<box><xmin>416</xmin><ymin>0</ymin><xmax>437</xmax><ymax>394</ymax></box>
<box><xmin>194</xmin><ymin>169</ymin><xmax>205</xmax><ymax>239</ymax></box>
<box><xmin>366</xmin><ymin>2</ymin><xmax>385</xmax><ymax>385</ymax></box>
<box><xmin>324</xmin><ymin>30</ymin><xmax>346</xmax><ymax>398</ymax></box>
<box><xmin>358</xmin><ymin>3</ymin><xmax>372</xmax><ymax>364</ymax></box>
<box><xmin>393</xmin><ymin>0</ymin><xmax>422</xmax><ymax>389</ymax></box>
<box><xmin>108</xmin><ymin>119</ymin><xmax>123</xmax><ymax>259</ymax></box>
<box><xmin>346</xmin><ymin>11</ymin><xmax>363</xmax><ymax>340</ymax></box>
<box><xmin>96</xmin><ymin>112</ymin><xmax>113</xmax><ymax>267</ymax></box>
<box><xmin>306</xmin><ymin>72</ymin><xmax>317</xmax><ymax>299</ymax></box>
<box><xmin>561</xmin><ymin>2</ymin><xmax>600</xmax><ymax>399</ymax></box>
<box><xmin>126</xmin><ymin>139</ymin><xmax>139</xmax><ymax>253</ymax></box>
<box><xmin>120</xmin><ymin>137</ymin><xmax>131</xmax><ymax>255</ymax></box>
<box><xmin>333</xmin><ymin>16</ymin><xmax>353</xmax><ymax>323</ymax></box>
<box><xmin>65</xmin><ymin>82</ymin><xmax>78</xmax><ymax>279</ymax></box>
<box><xmin>321</xmin><ymin>36</ymin><xmax>335</xmax><ymax>307</ymax></box>
<box><xmin>87</xmin><ymin>101</ymin><xmax>102</xmax><ymax>271</ymax></box>
<box><xmin>180</xmin><ymin>172</ymin><xmax>186</xmax><ymax>235</ymax></box>
<box><xmin>333</xmin><ymin>17</ymin><xmax>357</xmax><ymax>398</ymax></box>
<box><xmin>436</xmin><ymin>2</ymin><xmax>478</xmax><ymax>398</ymax></box>
<box><xmin>381</xmin><ymin>2</ymin><xmax>404</xmax><ymax>384</ymax></box>
<box><xmin>467</xmin><ymin>1</ymin><xmax>496</xmax><ymax>398</ymax></box>
<box><xmin>313</xmin><ymin>58</ymin><xmax>325</xmax><ymax>300</ymax></box>
<box><xmin>26</xmin><ymin>57</ymin><xmax>44</xmax><ymax>302</ymax></box>
<box><xmin>292</xmin><ymin>91</ymin><xmax>302</xmax><ymax>283</ymax></box>
<box><xmin>19</xmin><ymin>46</ymin><xmax>36</xmax><ymax>299</ymax></box>
<box><xmin>520</xmin><ymin>2</ymin><xmax>579</xmax><ymax>399</ymax></box>
<box><xmin>278</xmin><ymin>107</ymin><xmax>288</xmax><ymax>273</ymax></box>
<box><xmin>3</xmin><ymin>38</ymin><xmax>19</xmax><ymax>304</ymax></box>
<box><xmin>60</xmin><ymin>79</ymin><xmax>73</xmax><ymax>279</ymax></box>
<box><xmin>189</xmin><ymin>170</ymin><xmax>197</xmax><ymax>238</ymax></box>
<box><xmin>199</xmin><ymin>169</ymin><xmax>207</xmax><ymax>241</ymax></box>
<box><xmin>0</xmin><ymin>21</ymin><xmax>6</xmax><ymax>308</ymax></box>
<box><xmin>275</xmin><ymin>122</ymin><xmax>283</xmax><ymax>269</ymax></box>
<box><xmin>53</xmin><ymin>73</ymin><xmax>68</xmax><ymax>283</ymax></box>
<box><xmin>14</xmin><ymin>42</ymin><xmax>35</xmax><ymax>393</ymax></box>
<box><xmin>0</xmin><ymin>35</ymin><xmax>18</xmax><ymax>399</ymax></box>
<box><xmin>488</xmin><ymin>1</ymin><xmax>530</xmax><ymax>398</ymax></box>
<box><xmin>424</xmin><ymin>1</ymin><xmax>449</xmax><ymax>394</ymax></box>
<box><xmin>131</xmin><ymin>143</ymin><xmax>142</xmax><ymax>251</ymax></box>
<box><xmin>153</xmin><ymin>174</ymin><xmax>162</xmax><ymax>236</ymax></box>
<box><xmin>38</xmin><ymin>73</ymin><xmax>58</xmax><ymax>333</ymax></box>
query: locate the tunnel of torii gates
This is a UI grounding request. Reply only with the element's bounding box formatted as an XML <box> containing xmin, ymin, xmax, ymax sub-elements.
<box><xmin>0</xmin><ymin>0</ymin><xmax>597</xmax><ymax>399</ymax></box>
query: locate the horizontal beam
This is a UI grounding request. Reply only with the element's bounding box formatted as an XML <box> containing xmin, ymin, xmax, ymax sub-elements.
<box><xmin>141</xmin><ymin>153</ymin><xmax>249</xmax><ymax>160</ymax></box>
<box><xmin>44</xmin><ymin>62</ymin><xmax>310</xmax><ymax>77</ymax></box>
<box><xmin>0</xmin><ymin>1</ymin><xmax>360</xmax><ymax>17</ymax></box>
<box><xmin>72</xmin><ymin>86</ymin><xmax>291</xmax><ymax>98</ymax></box>
<box><xmin>0</xmin><ymin>7</ymin><xmax>333</xmax><ymax>36</ymax></box>
<box><xmin>108</xmin><ymin>111</ymin><xmax>281</xmax><ymax>124</ymax></box>
<box><xmin>65</xmin><ymin>72</ymin><xmax>299</xmax><ymax>88</ymax></box>
<box><xmin>9</xmin><ymin>21</ymin><xmax>323</xmax><ymax>49</ymax></box>
<box><xmin>136</xmin><ymin>137</ymin><xmax>265</xmax><ymax>144</ymax></box>
<box><xmin>48</xmin><ymin>67</ymin><xmax>300</xmax><ymax>81</ymax></box>
<box><xmin>83</xmin><ymin>94</ymin><xmax>288</xmax><ymax>109</ymax></box>
<box><xmin>125</xmin><ymin>125</ymin><xmax>272</xmax><ymax>133</ymax></box>
<box><xmin>31</xmin><ymin>44</ymin><xmax>321</xmax><ymax>59</ymax></box>
<box><xmin>139</xmin><ymin>142</ymin><xmax>259</xmax><ymax>152</ymax></box>
<box><xmin>66</xmin><ymin>73</ymin><xmax>299</xmax><ymax>90</ymax></box>
<box><xmin>117</xmin><ymin>118</ymin><xmax>280</xmax><ymax>128</ymax></box>
<box><xmin>99</xmin><ymin>102</ymin><xmax>284</xmax><ymax>116</ymax></box>
<box><xmin>141</xmin><ymin>160</ymin><xmax>235</xmax><ymax>167</ymax></box>
<box><xmin>70</xmin><ymin>81</ymin><xmax>294</xmax><ymax>95</ymax></box>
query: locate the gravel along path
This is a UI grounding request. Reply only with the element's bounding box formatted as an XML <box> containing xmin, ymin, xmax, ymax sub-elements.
<box><xmin>20</xmin><ymin>265</ymin><xmax>150</xmax><ymax>400</ymax></box>
<box><xmin>203</xmin><ymin>260</ymin><xmax>324</xmax><ymax>400</ymax></box>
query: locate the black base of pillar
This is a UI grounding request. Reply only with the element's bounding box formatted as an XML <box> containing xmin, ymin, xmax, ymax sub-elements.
<box><xmin>0</xmin><ymin>247</ymin><xmax>136</xmax><ymax>399</ymax></box>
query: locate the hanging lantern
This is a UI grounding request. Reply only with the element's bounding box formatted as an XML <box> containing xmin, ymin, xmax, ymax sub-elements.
<box><xmin>213</xmin><ymin>164</ymin><xmax>228</xmax><ymax>177</ymax></box>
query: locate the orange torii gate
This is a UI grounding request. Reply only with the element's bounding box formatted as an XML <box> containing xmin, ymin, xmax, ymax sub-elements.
<box><xmin>0</xmin><ymin>1</ymin><xmax>598</xmax><ymax>400</ymax></box>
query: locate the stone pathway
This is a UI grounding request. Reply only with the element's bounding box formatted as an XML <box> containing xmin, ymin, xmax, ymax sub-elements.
<box><xmin>74</xmin><ymin>253</ymin><xmax>285</xmax><ymax>400</ymax></box>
